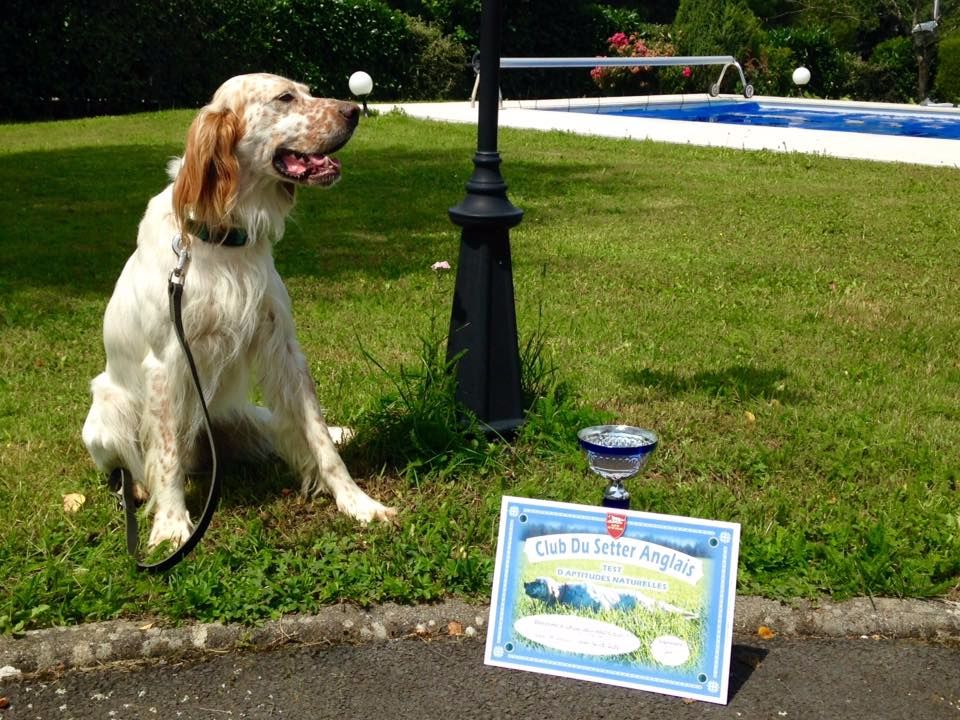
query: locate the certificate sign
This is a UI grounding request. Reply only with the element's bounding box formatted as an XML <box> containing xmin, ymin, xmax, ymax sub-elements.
<box><xmin>484</xmin><ymin>496</ymin><xmax>740</xmax><ymax>704</ymax></box>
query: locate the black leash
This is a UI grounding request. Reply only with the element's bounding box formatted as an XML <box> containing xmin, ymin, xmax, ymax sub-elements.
<box><xmin>115</xmin><ymin>234</ymin><xmax>222</xmax><ymax>572</ymax></box>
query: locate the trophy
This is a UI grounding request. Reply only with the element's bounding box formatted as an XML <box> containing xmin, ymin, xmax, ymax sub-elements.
<box><xmin>578</xmin><ymin>425</ymin><xmax>658</xmax><ymax>509</ymax></box>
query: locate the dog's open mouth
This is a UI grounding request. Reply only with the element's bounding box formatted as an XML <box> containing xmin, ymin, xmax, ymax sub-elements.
<box><xmin>273</xmin><ymin>149</ymin><xmax>342</xmax><ymax>186</ymax></box>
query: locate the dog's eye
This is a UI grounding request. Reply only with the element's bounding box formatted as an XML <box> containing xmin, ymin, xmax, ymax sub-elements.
<box><xmin>276</xmin><ymin>92</ymin><xmax>296</xmax><ymax>103</ymax></box>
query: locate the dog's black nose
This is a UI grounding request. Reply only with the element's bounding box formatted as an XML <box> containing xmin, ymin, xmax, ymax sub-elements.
<box><xmin>340</xmin><ymin>103</ymin><xmax>360</xmax><ymax>128</ymax></box>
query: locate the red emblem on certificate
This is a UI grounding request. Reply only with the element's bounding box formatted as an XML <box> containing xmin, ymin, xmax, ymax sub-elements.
<box><xmin>606</xmin><ymin>513</ymin><xmax>627</xmax><ymax>539</ymax></box>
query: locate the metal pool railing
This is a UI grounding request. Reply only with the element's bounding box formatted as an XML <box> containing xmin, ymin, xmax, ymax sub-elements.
<box><xmin>469</xmin><ymin>55</ymin><xmax>754</xmax><ymax>106</ymax></box>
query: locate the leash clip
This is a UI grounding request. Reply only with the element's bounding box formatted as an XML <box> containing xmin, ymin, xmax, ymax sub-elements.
<box><xmin>170</xmin><ymin>233</ymin><xmax>191</xmax><ymax>286</ymax></box>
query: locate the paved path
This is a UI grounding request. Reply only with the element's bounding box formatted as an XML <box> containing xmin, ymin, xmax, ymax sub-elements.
<box><xmin>4</xmin><ymin>633</ymin><xmax>959</xmax><ymax>719</ymax></box>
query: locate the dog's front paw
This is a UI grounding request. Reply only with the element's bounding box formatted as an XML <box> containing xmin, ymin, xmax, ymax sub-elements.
<box><xmin>337</xmin><ymin>493</ymin><xmax>397</xmax><ymax>525</ymax></box>
<box><xmin>148</xmin><ymin>509</ymin><xmax>195</xmax><ymax>549</ymax></box>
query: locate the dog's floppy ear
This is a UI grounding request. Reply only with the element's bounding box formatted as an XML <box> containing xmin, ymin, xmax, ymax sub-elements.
<box><xmin>172</xmin><ymin>107</ymin><xmax>244</xmax><ymax>236</ymax></box>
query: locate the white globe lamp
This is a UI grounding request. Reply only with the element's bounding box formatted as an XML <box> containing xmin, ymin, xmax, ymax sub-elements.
<box><xmin>348</xmin><ymin>71</ymin><xmax>374</xmax><ymax>115</ymax></box>
<box><xmin>792</xmin><ymin>66</ymin><xmax>811</xmax><ymax>86</ymax></box>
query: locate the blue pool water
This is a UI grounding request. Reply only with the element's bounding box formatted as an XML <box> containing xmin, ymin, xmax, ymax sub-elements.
<box><xmin>579</xmin><ymin>101</ymin><xmax>960</xmax><ymax>140</ymax></box>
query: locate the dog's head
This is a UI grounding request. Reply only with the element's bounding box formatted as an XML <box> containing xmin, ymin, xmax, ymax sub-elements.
<box><xmin>172</xmin><ymin>73</ymin><xmax>360</xmax><ymax>239</ymax></box>
<box><xmin>524</xmin><ymin>577</ymin><xmax>561</xmax><ymax>605</ymax></box>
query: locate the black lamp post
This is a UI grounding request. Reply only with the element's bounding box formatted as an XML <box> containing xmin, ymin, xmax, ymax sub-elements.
<box><xmin>447</xmin><ymin>0</ymin><xmax>525</xmax><ymax>435</ymax></box>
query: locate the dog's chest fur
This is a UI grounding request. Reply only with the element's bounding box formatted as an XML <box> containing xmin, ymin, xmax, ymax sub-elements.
<box><xmin>179</xmin><ymin>244</ymin><xmax>280</xmax><ymax>380</ymax></box>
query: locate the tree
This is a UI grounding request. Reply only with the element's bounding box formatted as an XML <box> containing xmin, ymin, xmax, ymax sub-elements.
<box><xmin>762</xmin><ymin>0</ymin><xmax>955</xmax><ymax>99</ymax></box>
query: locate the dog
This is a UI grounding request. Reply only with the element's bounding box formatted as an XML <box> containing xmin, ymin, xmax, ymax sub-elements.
<box><xmin>82</xmin><ymin>73</ymin><xmax>395</xmax><ymax>549</ymax></box>
<box><xmin>524</xmin><ymin>577</ymin><xmax>697</xmax><ymax>619</ymax></box>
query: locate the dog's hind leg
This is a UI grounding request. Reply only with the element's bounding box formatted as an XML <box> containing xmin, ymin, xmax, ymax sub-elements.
<box><xmin>82</xmin><ymin>371</ymin><xmax>148</xmax><ymax>503</ymax></box>
<box><xmin>211</xmin><ymin>405</ymin><xmax>277</xmax><ymax>464</ymax></box>
<box><xmin>214</xmin><ymin>404</ymin><xmax>353</xmax><ymax>463</ymax></box>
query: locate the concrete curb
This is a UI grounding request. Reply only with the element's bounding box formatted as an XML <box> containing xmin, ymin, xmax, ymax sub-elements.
<box><xmin>1</xmin><ymin>597</ymin><xmax>959</xmax><ymax>676</ymax></box>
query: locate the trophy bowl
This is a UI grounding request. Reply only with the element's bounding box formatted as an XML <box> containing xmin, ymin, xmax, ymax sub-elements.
<box><xmin>578</xmin><ymin>425</ymin><xmax>658</xmax><ymax>509</ymax></box>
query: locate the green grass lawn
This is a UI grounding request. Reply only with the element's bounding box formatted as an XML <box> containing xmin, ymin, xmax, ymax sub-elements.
<box><xmin>1</xmin><ymin>109</ymin><xmax>959</xmax><ymax>633</ymax></box>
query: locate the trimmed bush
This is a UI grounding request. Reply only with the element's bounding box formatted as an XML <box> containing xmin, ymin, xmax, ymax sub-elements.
<box><xmin>0</xmin><ymin>0</ymin><xmax>466</xmax><ymax>120</ymax></box>
<box><xmin>766</xmin><ymin>25</ymin><xmax>851</xmax><ymax>98</ymax></box>
<box><xmin>1</xmin><ymin>0</ymin><xmax>285</xmax><ymax>118</ymax></box>
<box><xmin>592</xmin><ymin>5</ymin><xmax>648</xmax><ymax>37</ymax></box>
<box><xmin>403</xmin><ymin>17</ymin><xmax>471</xmax><ymax>100</ymax></box>
<box><xmin>394</xmin><ymin>0</ymin><xmax>482</xmax><ymax>46</ymax></box>
<box><xmin>271</xmin><ymin>0</ymin><xmax>418</xmax><ymax>99</ymax></box>
<box><xmin>673</xmin><ymin>0</ymin><xmax>765</xmax><ymax>92</ymax></box>
<box><xmin>934</xmin><ymin>34</ymin><xmax>960</xmax><ymax>104</ymax></box>
<box><xmin>842</xmin><ymin>37</ymin><xmax>918</xmax><ymax>103</ymax></box>
<box><xmin>865</xmin><ymin>36</ymin><xmax>919</xmax><ymax>103</ymax></box>
<box><xmin>748</xmin><ymin>44</ymin><xmax>796</xmax><ymax>96</ymax></box>
<box><xmin>498</xmin><ymin>0</ymin><xmax>606</xmax><ymax>99</ymax></box>
<box><xmin>674</xmin><ymin>0</ymin><xmax>764</xmax><ymax>60</ymax></box>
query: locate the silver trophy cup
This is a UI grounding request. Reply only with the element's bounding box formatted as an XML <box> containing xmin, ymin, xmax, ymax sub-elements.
<box><xmin>578</xmin><ymin>425</ymin><xmax>658</xmax><ymax>510</ymax></box>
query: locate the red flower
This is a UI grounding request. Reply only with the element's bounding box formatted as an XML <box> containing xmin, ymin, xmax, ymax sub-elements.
<box><xmin>682</xmin><ymin>66</ymin><xmax>692</xmax><ymax>78</ymax></box>
<box><xmin>609</xmin><ymin>32</ymin><xmax>630</xmax><ymax>49</ymax></box>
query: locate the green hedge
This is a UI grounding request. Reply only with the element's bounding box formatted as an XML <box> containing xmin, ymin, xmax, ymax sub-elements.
<box><xmin>272</xmin><ymin>0</ymin><xmax>466</xmax><ymax>100</ymax></box>
<box><xmin>499</xmin><ymin>0</ymin><xmax>608</xmax><ymax>99</ymax></box>
<box><xmin>2</xmin><ymin>0</ymin><xmax>641</xmax><ymax>117</ymax></box>
<box><xmin>1</xmin><ymin>0</ymin><xmax>468</xmax><ymax>120</ymax></box>
<box><xmin>672</xmin><ymin>0</ymin><xmax>765</xmax><ymax>93</ymax></box>
<box><xmin>934</xmin><ymin>34</ymin><xmax>960</xmax><ymax>104</ymax></box>
<box><xmin>765</xmin><ymin>25</ymin><xmax>850</xmax><ymax>98</ymax></box>
<box><xmin>854</xmin><ymin>36</ymin><xmax>918</xmax><ymax>103</ymax></box>
<box><xmin>674</xmin><ymin>0</ymin><xmax>764</xmax><ymax>60</ymax></box>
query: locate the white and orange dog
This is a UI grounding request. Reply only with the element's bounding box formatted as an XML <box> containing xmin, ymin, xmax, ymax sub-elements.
<box><xmin>82</xmin><ymin>73</ymin><xmax>395</xmax><ymax>549</ymax></box>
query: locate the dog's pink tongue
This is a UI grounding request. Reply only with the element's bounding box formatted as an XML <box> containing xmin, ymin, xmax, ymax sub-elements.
<box><xmin>283</xmin><ymin>154</ymin><xmax>305</xmax><ymax>175</ymax></box>
<box><xmin>282</xmin><ymin>152</ymin><xmax>339</xmax><ymax>176</ymax></box>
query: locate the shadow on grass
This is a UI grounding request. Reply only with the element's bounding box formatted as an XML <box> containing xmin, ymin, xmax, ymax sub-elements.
<box><xmin>0</xmin><ymin>142</ymin><xmax>609</xmax><ymax>300</ymax></box>
<box><xmin>0</xmin><ymin>144</ymin><xmax>181</xmax><ymax>300</ymax></box>
<box><xmin>624</xmin><ymin>365</ymin><xmax>810</xmax><ymax>404</ymax></box>
<box><xmin>215</xmin><ymin>460</ymin><xmax>296</xmax><ymax>511</ymax></box>
<box><xmin>0</xmin><ymin>143</ymin><xmax>459</xmax><ymax>298</ymax></box>
<box><xmin>180</xmin><ymin>437</ymin><xmax>297</xmax><ymax>512</ymax></box>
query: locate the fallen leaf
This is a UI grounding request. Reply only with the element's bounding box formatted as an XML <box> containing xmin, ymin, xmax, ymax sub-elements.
<box><xmin>757</xmin><ymin>625</ymin><xmax>777</xmax><ymax>640</ymax></box>
<box><xmin>62</xmin><ymin>493</ymin><xmax>86</xmax><ymax>513</ymax></box>
<box><xmin>744</xmin><ymin>411</ymin><xmax>756</xmax><ymax>424</ymax></box>
<box><xmin>0</xmin><ymin>696</ymin><xmax>9</xmax><ymax>709</ymax></box>
<box><xmin>447</xmin><ymin>621</ymin><xmax>464</xmax><ymax>636</ymax></box>
<box><xmin>139</xmin><ymin>622</ymin><xmax>155</xmax><ymax>631</ymax></box>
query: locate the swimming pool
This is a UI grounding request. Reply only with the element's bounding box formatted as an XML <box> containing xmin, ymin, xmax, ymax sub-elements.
<box><xmin>384</xmin><ymin>94</ymin><xmax>960</xmax><ymax>168</ymax></box>
<box><xmin>579</xmin><ymin>100</ymin><xmax>960</xmax><ymax>140</ymax></box>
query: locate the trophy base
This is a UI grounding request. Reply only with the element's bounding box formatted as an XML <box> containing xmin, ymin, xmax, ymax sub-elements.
<box><xmin>601</xmin><ymin>496</ymin><xmax>631</xmax><ymax>510</ymax></box>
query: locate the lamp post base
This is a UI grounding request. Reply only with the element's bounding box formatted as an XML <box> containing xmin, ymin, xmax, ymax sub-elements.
<box><xmin>446</xmin><ymin>222</ymin><xmax>524</xmax><ymax>436</ymax></box>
